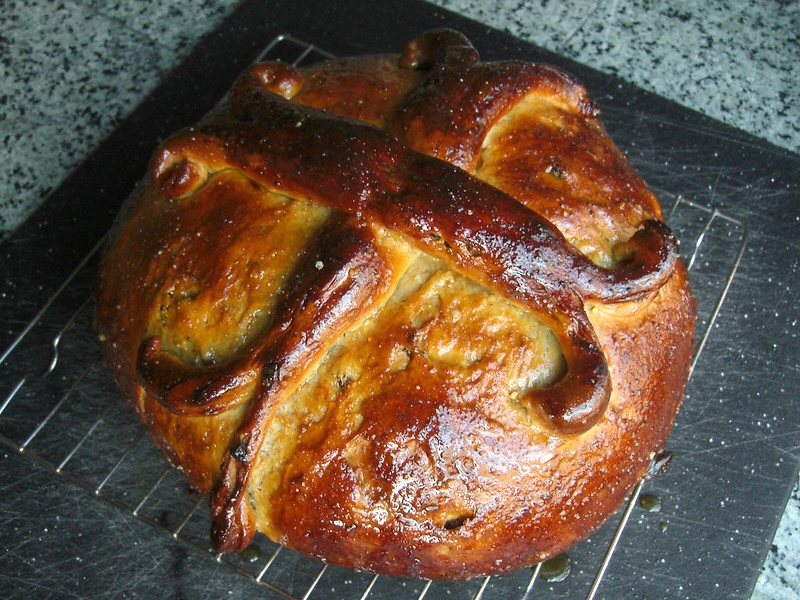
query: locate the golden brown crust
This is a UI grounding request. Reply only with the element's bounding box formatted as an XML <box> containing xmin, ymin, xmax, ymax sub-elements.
<box><xmin>95</xmin><ymin>29</ymin><xmax>696</xmax><ymax>579</ymax></box>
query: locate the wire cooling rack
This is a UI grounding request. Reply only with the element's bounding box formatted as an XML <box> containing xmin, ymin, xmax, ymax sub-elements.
<box><xmin>0</xmin><ymin>34</ymin><xmax>748</xmax><ymax>600</ymax></box>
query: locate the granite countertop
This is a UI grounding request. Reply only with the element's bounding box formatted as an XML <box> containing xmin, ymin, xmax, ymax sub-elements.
<box><xmin>1</xmin><ymin>0</ymin><xmax>797</xmax><ymax>597</ymax></box>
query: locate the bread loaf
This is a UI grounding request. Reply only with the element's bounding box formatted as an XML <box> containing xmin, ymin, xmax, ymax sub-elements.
<box><xmin>95</xmin><ymin>29</ymin><xmax>696</xmax><ymax>579</ymax></box>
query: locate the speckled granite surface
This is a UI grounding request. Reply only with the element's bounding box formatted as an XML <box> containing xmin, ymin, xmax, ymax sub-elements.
<box><xmin>0</xmin><ymin>0</ymin><xmax>797</xmax><ymax>597</ymax></box>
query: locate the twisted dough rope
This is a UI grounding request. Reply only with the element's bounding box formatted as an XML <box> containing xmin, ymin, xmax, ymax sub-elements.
<box><xmin>137</xmin><ymin>30</ymin><xmax>679</xmax><ymax>552</ymax></box>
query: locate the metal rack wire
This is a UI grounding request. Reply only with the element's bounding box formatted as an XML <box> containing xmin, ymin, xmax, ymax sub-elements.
<box><xmin>0</xmin><ymin>34</ymin><xmax>748</xmax><ymax>600</ymax></box>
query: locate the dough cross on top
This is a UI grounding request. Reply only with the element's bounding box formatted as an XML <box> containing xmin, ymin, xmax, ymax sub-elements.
<box><xmin>136</xmin><ymin>30</ymin><xmax>680</xmax><ymax>554</ymax></box>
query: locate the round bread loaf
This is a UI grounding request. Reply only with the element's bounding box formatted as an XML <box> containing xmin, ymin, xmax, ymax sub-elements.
<box><xmin>95</xmin><ymin>29</ymin><xmax>696</xmax><ymax>579</ymax></box>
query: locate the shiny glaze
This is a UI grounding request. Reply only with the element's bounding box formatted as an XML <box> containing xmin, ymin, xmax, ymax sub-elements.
<box><xmin>95</xmin><ymin>30</ymin><xmax>696</xmax><ymax>578</ymax></box>
<box><xmin>151</xmin><ymin>55</ymin><xmax>677</xmax><ymax>438</ymax></box>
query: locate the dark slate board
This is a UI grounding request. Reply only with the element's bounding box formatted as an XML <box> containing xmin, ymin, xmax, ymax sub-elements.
<box><xmin>1</xmin><ymin>1</ymin><xmax>798</xmax><ymax>598</ymax></box>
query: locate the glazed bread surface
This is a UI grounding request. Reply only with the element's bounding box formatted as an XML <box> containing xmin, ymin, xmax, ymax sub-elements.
<box><xmin>95</xmin><ymin>29</ymin><xmax>696</xmax><ymax>579</ymax></box>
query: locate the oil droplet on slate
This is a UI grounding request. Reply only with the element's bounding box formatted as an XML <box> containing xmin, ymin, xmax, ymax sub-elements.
<box><xmin>540</xmin><ymin>553</ymin><xmax>571</xmax><ymax>582</ymax></box>
<box><xmin>240</xmin><ymin>544</ymin><xmax>262</xmax><ymax>563</ymax></box>
<box><xmin>639</xmin><ymin>493</ymin><xmax>661</xmax><ymax>512</ymax></box>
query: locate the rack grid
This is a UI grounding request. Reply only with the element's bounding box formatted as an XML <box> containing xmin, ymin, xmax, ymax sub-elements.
<box><xmin>0</xmin><ymin>34</ymin><xmax>748</xmax><ymax>600</ymax></box>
